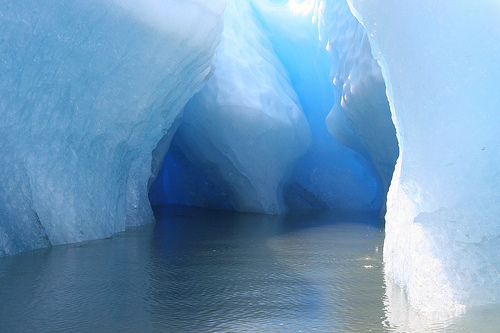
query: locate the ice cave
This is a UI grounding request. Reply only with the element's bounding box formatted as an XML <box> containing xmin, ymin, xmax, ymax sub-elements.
<box><xmin>1</xmin><ymin>0</ymin><xmax>499</xmax><ymax>327</ymax></box>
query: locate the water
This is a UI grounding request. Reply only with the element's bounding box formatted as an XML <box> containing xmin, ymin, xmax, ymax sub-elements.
<box><xmin>0</xmin><ymin>206</ymin><xmax>498</xmax><ymax>332</ymax></box>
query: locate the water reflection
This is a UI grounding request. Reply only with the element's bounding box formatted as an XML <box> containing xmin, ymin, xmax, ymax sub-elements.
<box><xmin>383</xmin><ymin>274</ymin><xmax>500</xmax><ymax>332</ymax></box>
<box><xmin>0</xmin><ymin>224</ymin><xmax>156</xmax><ymax>332</ymax></box>
<box><xmin>382</xmin><ymin>275</ymin><xmax>460</xmax><ymax>332</ymax></box>
<box><xmin>0</xmin><ymin>206</ymin><xmax>497</xmax><ymax>332</ymax></box>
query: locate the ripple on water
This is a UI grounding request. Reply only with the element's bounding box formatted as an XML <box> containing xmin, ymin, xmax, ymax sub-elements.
<box><xmin>0</xmin><ymin>207</ymin><xmax>499</xmax><ymax>332</ymax></box>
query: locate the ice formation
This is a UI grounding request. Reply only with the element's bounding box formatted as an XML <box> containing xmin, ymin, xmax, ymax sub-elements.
<box><xmin>253</xmin><ymin>0</ymin><xmax>391</xmax><ymax>212</ymax></box>
<box><xmin>321</xmin><ymin>0</ymin><xmax>398</xmax><ymax>204</ymax></box>
<box><xmin>2</xmin><ymin>0</ymin><xmax>498</xmax><ymax>316</ymax></box>
<box><xmin>0</xmin><ymin>0</ymin><xmax>224</xmax><ymax>256</ymax></box>
<box><xmin>348</xmin><ymin>0</ymin><xmax>500</xmax><ymax>311</ymax></box>
<box><xmin>149</xmin><ymin>0</ymin><xmax>311</xmax><ymax>214</ymax></box>
<box><xmin>152</xmin><ymin>0</ymin><xmax>395</xmax><ymax>213</ymax></box>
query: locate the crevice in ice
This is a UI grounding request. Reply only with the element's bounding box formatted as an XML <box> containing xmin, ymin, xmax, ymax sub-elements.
<box><xmin>32</xmin><ymin>209</ymin><xmax>51</xmax><ymax>246</ymax></box>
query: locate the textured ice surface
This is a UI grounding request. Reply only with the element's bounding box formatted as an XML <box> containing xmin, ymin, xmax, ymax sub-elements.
<box><xmin>150</xmin><ymin>0</ymin><xmax>311</xmax><ymax>214</ymax></box>
<box><xmin>252</xmin><ymin>0</ymin><xmax>387</xmax><ymax>212</ymax></box>
<box><xmin>152</xmin><ymin>0</ymin><xmax>396</xmax><ymax>213</ymax></box>
<box><xmin>348</xmin><ymin>0</ymin><xmax>500</xmax><ymax>311</ymax></box>
<box><xmin>6</xmin><ymin>0</ymin><xmax>496</xmax><ymax>317</ymax></box>
<box><xmin>321</xmin><ymin>0</ymin><xmax>398</xmax><ymax>204</ymax></box>
<box><xmin>0</xmin><ymin>0</ymin><xmax>224</xmax><ymax>256</ymax></box>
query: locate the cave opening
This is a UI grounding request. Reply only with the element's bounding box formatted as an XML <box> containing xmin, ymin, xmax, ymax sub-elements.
<box><xmin>147</xmin><ymin>0</ymin><xmax>398</xmax><ymax>219</ymax></box>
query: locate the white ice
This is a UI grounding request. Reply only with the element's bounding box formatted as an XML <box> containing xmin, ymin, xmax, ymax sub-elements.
<box><xmin>348</xmin><ymin>0</ymin><xmax>500</xmax><ymax>312</ymax></box>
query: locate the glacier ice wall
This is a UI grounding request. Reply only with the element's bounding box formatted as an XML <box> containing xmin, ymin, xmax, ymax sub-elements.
<box><xmin>0</xmin><ymin>0</ymin><xmax>224</xmax><ymax>256</ymax></box>
<box><xmin>348</xmin><ymin>0</ymin><xmax>500</xmax><ymax>311</ymax></box>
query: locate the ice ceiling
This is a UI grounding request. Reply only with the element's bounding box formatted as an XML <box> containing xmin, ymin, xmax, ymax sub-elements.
<box><xmin>0</xmin><ymin>0</ymin><xmax>499</xmax><ymax>313</ymax></box>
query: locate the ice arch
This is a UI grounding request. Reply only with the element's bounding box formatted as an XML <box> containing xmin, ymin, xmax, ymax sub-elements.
<box><xmin>2</xmin><ymin>0</ymin><xmax>498</xmax><ymax>317</ymax></box>
<box><xmin>150</xmin><ymin>0</ymin><xmax>398</xmax><ymax>215</ymax></box>
<box><xmin>0</xmin><ymin>0</ymin><xmax>396</xmax><ymax>257</ymax></box>
<box><xmin>0</xmin><ymin>0</ymin><xmax>397</xmax><ymax>282</ymax></box>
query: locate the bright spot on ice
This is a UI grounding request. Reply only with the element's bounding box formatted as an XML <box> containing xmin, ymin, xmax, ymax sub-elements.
<box><xmin>288</xmin><ymin>0</ymin><xmax>319</xmax><ymax>16</ymax></box>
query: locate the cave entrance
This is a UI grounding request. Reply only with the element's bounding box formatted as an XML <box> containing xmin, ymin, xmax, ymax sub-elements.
<box><xmin>148</xmin><ymin>0</ymin><xmax>398</xmax><ymax>220</ymax></box>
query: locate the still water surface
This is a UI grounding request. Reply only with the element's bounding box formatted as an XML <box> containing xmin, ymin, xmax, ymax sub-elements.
<box><xmin>0</xmin><ymin>206</ymin><xmax>498</xmax><ymax>332</ymax></box>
